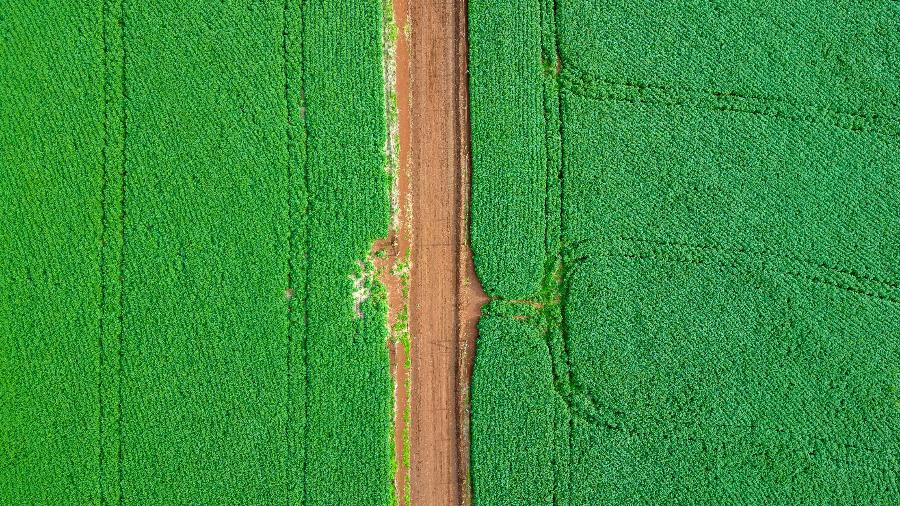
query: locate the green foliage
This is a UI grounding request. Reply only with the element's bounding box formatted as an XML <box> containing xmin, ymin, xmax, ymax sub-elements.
<box><xmin>469</xmin><ymin>0</ymin><xmax>900</xmax><ymax>504</ymax></box>
<box><xmin>0</xmin><ymin>2</ymin><xmax>105</xmax><ymax>503</ymax></box>
<box><xmin>303</xmin><ymin>2</ymin><xmax>392</xmax><ymax>502</ymax></box>
<box><xmin>468</xmin><ymin>0</ymin><xmax>548</xmax><ymax>299</ymax></box>
<box><xmin>1</xmin><ymin>1</ymin><xmax>392</xmax><ymax>504</ymax></box>
<box><xmin>471</xmin><ymin>313</ymin><xmax>556</xmax><ymax>506</ymax></box>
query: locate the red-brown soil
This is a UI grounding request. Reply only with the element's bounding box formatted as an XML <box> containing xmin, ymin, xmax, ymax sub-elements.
<box><xmin>400</xmin><ymin>0</ymin><xmax>487</xmax><ymax>504</ymax></box>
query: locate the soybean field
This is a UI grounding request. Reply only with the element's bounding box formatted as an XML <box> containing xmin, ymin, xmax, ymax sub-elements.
<box><xmin>468</xmin><ymin>0</ymin><xmax>900</xmax><ymax>504</ymax></box>
<box><xmin>1</xmin><ymin>1</ymin><xmax>393</xmax><ymax>504</ymax></box>
<box><xmin>4</xmin><ymin>0</ymin><xmax>900</xmax><ymax>504</ymax></box>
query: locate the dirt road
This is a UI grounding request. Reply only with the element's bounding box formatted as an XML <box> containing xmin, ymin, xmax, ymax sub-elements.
<box><xmin>402</xmin><ymin>0</ymin><xmax>487</xmax><ymax>504</ymax></box>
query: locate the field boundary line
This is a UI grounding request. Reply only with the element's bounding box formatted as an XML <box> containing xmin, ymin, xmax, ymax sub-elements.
<box><xmin>299</xmin><ymin>3</ymin><xmax>311</xmax><ymax>503</ymax></box>
<box><xmin>620</xmin><ymin>236</ymin><xmax>899</xmax><ymax>291</ymax></box>
<box><xmin>99</xmin><ymin>0</ymin><xmax>112</xmax><ymax>502</ymax></box>
<box><xmin>568</xmin><ymin>238</ymin><xmax>900</xmax><ymax>307</ymax></box>
<box><xmin>560</xmin><ymin>67</ymin><xmax>899</xmax><ymax>139</ymax></box>
<box><xmin>537</xmin><ymin>0</ymin><xmax>571</xmax><ymax>505</ymax></box>
<box><xmin>548</xmin><ymin>0</ymin><xmax>575</xmax><ymax>504</ymax></box>
<box><xmin>280</xmin><ymin>0</ymin><xmax>306</xmax><ymax>504</ymax></box>
<box><xmin>279</xmin><ymin>8</ymin><xmax>290</xmax><ymax>506</ymax></box>
<box><xmin>288</xmin><ymin>1</ymin><xmax>312</xmax><ymax>504</ymax></box>
<box><xmin>115</xmin><ymin>0</ymin><xmax>129</xmax><ymax>503</ymax></box>
<box><xmin>99</xmin><ymin>0</ymin><xmax>128</xmax><ymax>503</ymax></box>
<box><xmin>571</xmin><ymin>236</ymin><xmax>900</xmax><ymax>292</ymax></box>
<box><xmin>562</xmin><ymin>367</ymin><xmax>900</xmax><ymax>464</ymax></box>
<box><xmin>568</xmin><ymin>389</ymin><xmax>899</xmax><ymax>464</ymax></box>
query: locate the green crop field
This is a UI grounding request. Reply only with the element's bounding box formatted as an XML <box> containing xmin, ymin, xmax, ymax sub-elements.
<box><xmin>469</xmin><ymin>0</ymin><xmax>899</xmax><ymax>504</ymax></box>
<box><xmin>1</xmin><ymin>1</ymin><xmax>392</xmax><ymax>504</ymax></box>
